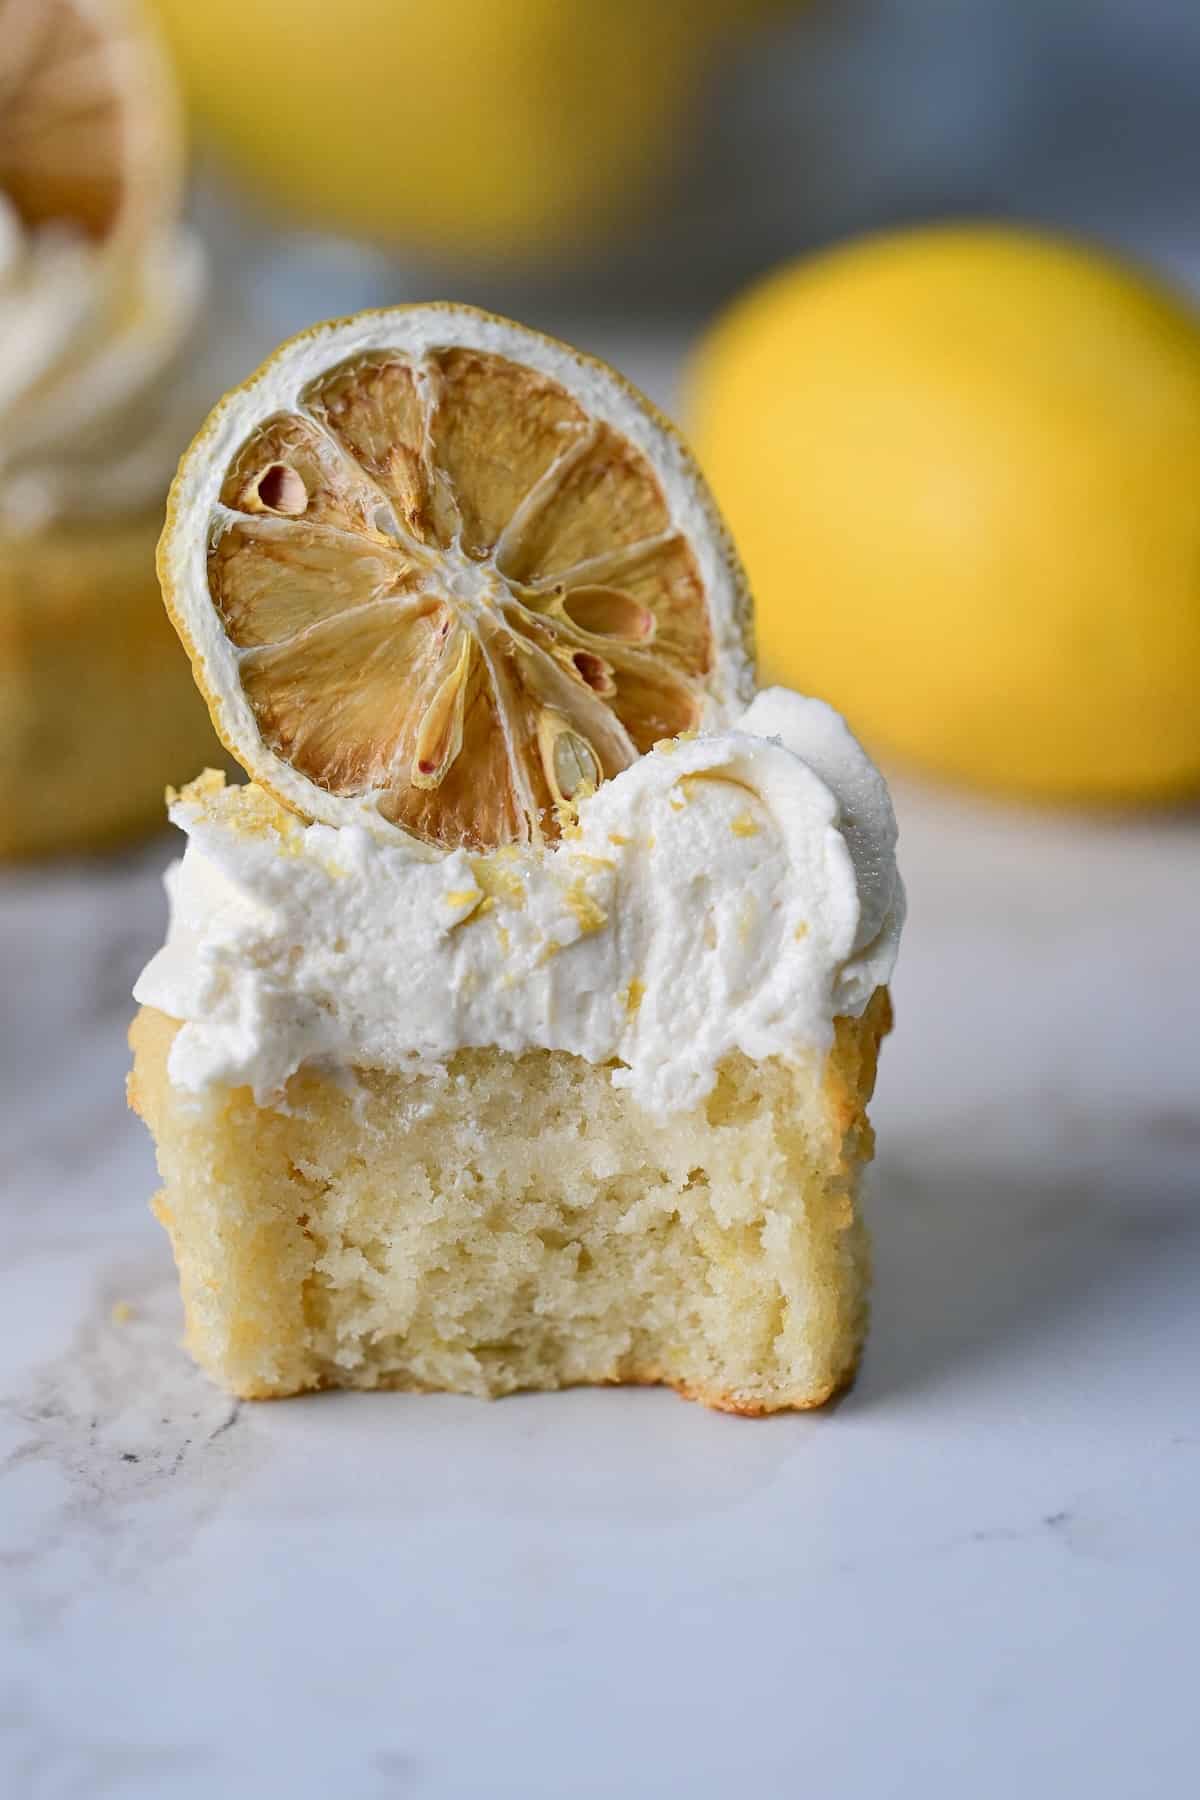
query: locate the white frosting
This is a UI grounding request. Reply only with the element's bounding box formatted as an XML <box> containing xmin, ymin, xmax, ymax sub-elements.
<box><xmin>134</xmin><ymin>687</ymin><xmax>905</xmax><ymax>1117</ymax></box>
<box><xmin>0</xmin><ymin>194</ymin><xmax>205</xmax><ymax>531</ymax></box>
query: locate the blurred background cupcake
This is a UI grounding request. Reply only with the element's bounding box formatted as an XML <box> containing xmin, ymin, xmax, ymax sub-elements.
<box><xmin>0</xmin><ymin>0</ymin><xmax>220</xmax><ymax>858</ymax></box>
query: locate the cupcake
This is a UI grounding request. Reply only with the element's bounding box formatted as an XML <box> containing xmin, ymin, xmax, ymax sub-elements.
<box><xmin>129</xmin><ymin>305</ymin><xmax>904</xmax><ymax>1412</ymax></box>
<box><xmin>0</xmin><ymin>0</ymin><xmax>217</xmax><ymax>856</ymax></box>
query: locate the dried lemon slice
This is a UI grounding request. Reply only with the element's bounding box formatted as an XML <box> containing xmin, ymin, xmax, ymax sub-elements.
<box><xmin>0</xmin><ymin>0</ymin><xmax>181</xmax><ymax>252</ymax></box>
<box><xmin>160</xmin><ymin>305</ymin><xmax>755</xmax><ymax>853</ymax></box>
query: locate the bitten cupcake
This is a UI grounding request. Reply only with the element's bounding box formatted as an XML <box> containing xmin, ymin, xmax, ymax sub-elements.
<box><xmin>130</xmin><ymin>304</ymin><xmax>904</xmax><ymax>1413</ymax></box>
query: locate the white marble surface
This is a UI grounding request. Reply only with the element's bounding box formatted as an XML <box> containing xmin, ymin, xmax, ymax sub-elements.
<box><xmin>2</xmin><ymin>769</ymin><xmax>1198</xmax><ymax>1799</ymax></box>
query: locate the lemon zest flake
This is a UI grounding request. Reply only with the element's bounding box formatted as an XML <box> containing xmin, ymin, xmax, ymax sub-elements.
<box><xmin>563</xmin><ymin>879</ymin><xmax>607</xmax><ymax>935</ymax></box>
<box><xmin>622</xmin><ymin>977</ymin><xmax>646</xmax><ymax>1017</ymax></box>
<box><xmin>470</xmin><ymin>857</ymin><xmax>526</xmax><ymax>907</ymax></box>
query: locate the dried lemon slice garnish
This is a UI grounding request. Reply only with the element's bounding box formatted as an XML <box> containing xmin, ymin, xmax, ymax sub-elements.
<box><xmin>0</xmin><ymin>0</ymin><xmax>181</xmax><ymax>253</ymax></box>
<box><xmin>160</xmin><ymin>304</ymin><xmax>755</xmax><ymax>853</ymax></box>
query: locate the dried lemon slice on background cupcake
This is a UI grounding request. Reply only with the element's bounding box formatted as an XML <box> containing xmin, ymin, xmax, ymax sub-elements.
<box><xmin>160</xmin><ymin>303</ymin><xmax>755</xmax><ymax>850</ymax></box>
<box><xmin>0</xmin><ymin>0</ymin><xmax>182</xmax><ymax>257</ymax></box>
<box><xmin>0</xmin><ymin>0</ymin><xmax>221</xmax><ymax>860</ymax></box>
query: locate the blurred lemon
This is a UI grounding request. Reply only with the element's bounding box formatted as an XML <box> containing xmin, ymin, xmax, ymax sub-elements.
<box><xmin>149</xmin><ymin>0</ymin><xmax>783</xmax><ymax>259</ymax></box>
<box><xmin>690</xmin><ymin>225</ymin><xmax>1200</xmax><ymax>805</ymax></box>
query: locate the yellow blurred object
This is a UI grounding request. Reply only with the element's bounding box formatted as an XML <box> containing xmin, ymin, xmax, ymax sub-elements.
<box><xmin>148</xmin><ymin>0</ymin><xmax>781</xmax><ymax>258</ymax></box>
<box><xmin>689</xmin><ymin>224</ymin><xmax>1200</xmax><ymax>806</ymax></box>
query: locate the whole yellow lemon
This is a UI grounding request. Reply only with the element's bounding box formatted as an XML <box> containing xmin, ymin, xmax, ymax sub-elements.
<box><xmin>689</xmin><ymin>225</ymin><xmax>1200</xmax><ymax>805</ymax></box>
<box><xmin>149</xmin><ymin>0</ymin><xmax>780</xmax><ymax>260</ymax></box>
